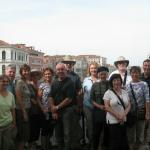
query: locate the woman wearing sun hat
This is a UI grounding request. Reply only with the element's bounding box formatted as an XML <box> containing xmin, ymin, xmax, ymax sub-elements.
<box><xmin>109</xmin><ymin>56</ymin><xmax>131</xmax><ymax>87</ymax></box>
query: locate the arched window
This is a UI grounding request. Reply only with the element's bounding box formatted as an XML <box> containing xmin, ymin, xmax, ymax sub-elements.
<box><xmin>2</xmin><ymin>65</ymin><xmax>5</xmax><ymax>74</ymax></box>
<box><xmin>2</xmin><ymin>50</ymin><xmax>6</xmax><ymax>60</ymax></box>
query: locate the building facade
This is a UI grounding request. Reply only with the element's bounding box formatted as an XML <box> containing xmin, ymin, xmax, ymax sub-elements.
<box><xmin>0</xmin><ymin>40</ymin><xmax>44</xmax><ymax>75</ymax></box>
<box><xmin>43</xmin><ymin>54</ymin><xmax>107</xmax><ymax>80</ymax></box>
<box><xmin>78</xmin><ymin>55</ymin><xmax>107</xmax><ymax>66</ymax></box>
<box><xmin>0</xmin><ymin>41</ymin><xmax>29</xmax><ymax>75</ymax></box>
<box><xmin>14</xmin><ymin>44</ymin><xmax>44</xmax><ymax>71</ymax></box>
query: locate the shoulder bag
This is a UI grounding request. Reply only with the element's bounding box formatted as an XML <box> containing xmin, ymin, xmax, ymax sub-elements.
<box><xmin>130</xmin><ymin>84</ymin><xmax>145</xmax><ymax>120</ymax></box>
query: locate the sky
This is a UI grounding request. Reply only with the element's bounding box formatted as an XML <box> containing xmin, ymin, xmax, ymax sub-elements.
<box><xmin>0</xmin><ymin>0</ymin><xmax>150</xmax><ymax>66</ymax></box>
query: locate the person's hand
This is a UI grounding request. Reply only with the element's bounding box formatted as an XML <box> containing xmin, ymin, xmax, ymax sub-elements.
<box><xmin>117</xmin><ymin>112</ymin><xmax>126</xmax><ymax>123</ymax></box>
<box><xmin>23</xmin><ymin>111</ymin><xmax>28</xmax><ymax>122</ymax></box>
<box><xmin>145</xmin><ymin>112</ymin><xmax>150</xmax><ymax>121</ymax></box>
<box><xmin>11</xmin><ymin>122</ymin><xmax>16</xmax><ymax>128</ymax></box>
<box><xmin>76</xmin><ymin>106</ymin><xmax>83</xmax><ymax>114</ymax></box>
<box><xmin>51</xmin><ymin>106</ymin><xmax>58</xmax><ymax>113</ymax></box>
<box><xmin>52</xmin><ymin>113</ymin><xmax>59</xmax><ymax>120</ymax></box>
<box><xmin>42</xmin><ymin>107</ymin><xmax>49</xmax><ymax>113</ymax></box>
<box><xmin>99</xmin><ymin>105</ymin><xmax>105</xmax><ymax>111</ymax></box>
<box><xmin>104</xmin><ymin>105</ymin><xmax>109</xmax><ymax>112</ymax></box>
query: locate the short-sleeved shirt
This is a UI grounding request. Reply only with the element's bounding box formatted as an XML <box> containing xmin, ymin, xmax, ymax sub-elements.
<box><xmin>7</xmin><ymin>80</ymin><xmax>15</xmax><ymax>96</ymax></box>
<box><xmin>0</xmin><ymin>92</ymin><xmax>15</xmax><ymax>127</ymax></box>
<box><xmin>91</xmin><ymin>81</ymin><xmax>109</xmax><ymax>105</ymax></box>
<box><xmin>103</xmin><ymin>89</ymin><xmax>130</xmax><ymax>124</ymax></box>
<box><xmin>67</xmin><ymin>71</ymin><xmax>82</xmax><ymax>103</ymax></box>
<box><xmin>15</xmin><ymin>79</ymin><xmax>31</xmax><ymax>109</ymax></box>
<box><xmin>67</xmin><ymin>71</ymin><xmax>82</xmax><ymax>90</ymax></box>
<box><xmin>49</xmin><ymin>77</ymin><xmax>74</xmax><ymax>107</ymax></box>
<box><xmin>126</xmin><ymin>81</ymin><xmax>150</xmax><ymax>110</ymax></box>
<box><xmin>39</xmin><ymin>82</ymin><xmax>51</xmax><ymax>109</ymax></box>
<box><xmin>28</xmin><ymin>83</ymin><xmax>40</xmax><ymax>114</ymax></box>
<box><xmin>83</xmin><ymin>76</ymin><xmax>97</xmax><ymax>108</ymax></box>
<box><xmin>91</xmin><ymin>81</ymin><xmax>109</xmax><ymax>122</ymax></box>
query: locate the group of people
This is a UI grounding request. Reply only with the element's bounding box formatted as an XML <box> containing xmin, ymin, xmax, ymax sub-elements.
<box><xmin>83</xmin><ymin>57</ymin><xmax>150</xmax><ymax>150</ymax></box>
<box><xmin>0</xmin><ymin>55</ymin><xmax>150</xmax><ymax>150</ymax></box>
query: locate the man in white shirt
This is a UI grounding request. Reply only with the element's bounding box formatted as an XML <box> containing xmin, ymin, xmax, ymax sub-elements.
<box><xmin>109</xmin><ymin>56</ymin><xmax>131</xmax><ymax>87</ymax></box>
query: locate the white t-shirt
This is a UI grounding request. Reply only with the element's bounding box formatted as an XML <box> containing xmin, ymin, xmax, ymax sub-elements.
<box><xmin>103</xmin><ymin>89</ymin><xmax>130</xmax><ymax>124</ymax></box>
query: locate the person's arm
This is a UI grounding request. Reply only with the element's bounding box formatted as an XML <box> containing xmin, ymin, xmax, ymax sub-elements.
<box><xmin>51</xmin><ymin>80</ymin><xmax>73</xmax><ymax>112</ymax></box>
<box><xmin>49</xmin><ymin>96</ymin><xmax>59</xmax><ymax>120</ymax></box>
<box><xmin>10</xmin><ymin>94</ymin><xmax>16</xmax><ymax>127</ymax></box>
<box><xmin>15</xmin><ymin>82</ymin><xmax>28</xmax><ymax>121</ymax></box>
<box><xmin>76</xmin><ymin>89</ymin><xmax>83</xmax><ymax>108</ymax></box>
<box><xmin>37</xmin><ymin>88</ymin><xmax>44</xmax><ymax>112</ymax></box>
<box><xmin>124</xmin><ymin>100</ymin><xmax>131</xmax><ymax>116</ymax></box>
<box><xmin>104</xmin><ymin>100</ymin><xmax>120</xmax><ymax>119</ymax></box>
<box><xmin>104</xmin><ymin>98</ymin><xmax>125</xmax><ymax>123</ymax></box>
<box><xmin>11</xmin><ymin>108</ymin><xmax>16</xmax><ymax>128</ymax></box>
<box><xmin>145</xmin><ymin>102</ymin><xmax>150</xmax><ymax>120</ymax></box>
<box><xmin>56</xmin><ymin>98</ymin><xmax>71</xmax><ymax>109</ymax></box>
<box><xmin>93</xmin><ymin>101</ymin><xmax>105</xmax><ymax>110</ymax></box>
<box><xmin>51</xmin><ymin>97</ymin><xmax>72</xmax><ymax>113</ymax></box>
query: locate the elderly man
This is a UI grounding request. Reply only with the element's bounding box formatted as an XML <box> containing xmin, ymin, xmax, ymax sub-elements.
<box><xmin>49</xmin><ymin>63</ymin><xmax>74</xmax><ymax>150</ymax></box>
<box><xmin>5</xmin><ymin>64</ymin><xmax>16</xmax><ymax>95</ymax></box>
<box><xmin>5</xmin><ymin>64</ymin><xmax>17</xmax><ymax>149</ymax></box>
<box><xmin>62</xmin><ymin>55</ymin><xmax>83</xmax><ymax>150</ymax></box>
<box><xmin>109</xmin><ymin>56</ymin><xmax>131</xmax><ymax>87</ymax></box>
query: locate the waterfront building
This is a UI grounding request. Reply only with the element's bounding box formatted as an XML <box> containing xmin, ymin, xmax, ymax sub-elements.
<box><xmin>0</xmin><ymin>40</ymin><xmax>44</xmax><ymax>75</ymax></box>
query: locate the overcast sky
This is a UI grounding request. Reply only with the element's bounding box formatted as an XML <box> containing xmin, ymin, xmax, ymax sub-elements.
<box><xmin>0</xmin><ymin>0</ymin><xmax>150</xmax><ymax>66</ymax></box>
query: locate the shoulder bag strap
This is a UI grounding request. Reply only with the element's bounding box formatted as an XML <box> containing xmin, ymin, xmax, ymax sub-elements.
<box><xmin>111</xmin><ymin>89</ymin><xmax>125</xmax><ymax>110</ymax></box>
<box><xmin>130</xmin><ymin>83</ymin><xmax>139</xmax><ymax>109</ymax></box>
<box><xmin>123</xmin><ymin>71</ymin><xmax>127</xmax><ymax>86</ymax></box>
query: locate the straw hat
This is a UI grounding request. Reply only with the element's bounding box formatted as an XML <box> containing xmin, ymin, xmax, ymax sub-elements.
<box><xmin>61</xmin><ymin>55</ymin><xmax>76</xmax><ymax>65</ymax></box>
<box><xmin>114</xmin><ymin>56</ymin><xmax>129</xmax><ymax>67</ymax></box>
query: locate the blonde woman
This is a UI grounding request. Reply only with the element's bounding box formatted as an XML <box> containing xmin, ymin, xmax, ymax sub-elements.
<box><xmin>82</xmin><ymin>62</ymin><xmax>98</xmax><ymax>149</ymax></box>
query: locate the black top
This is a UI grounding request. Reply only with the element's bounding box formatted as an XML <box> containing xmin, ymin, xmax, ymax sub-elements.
<box><xmin>67</xmin><ymin>71</ymin><xmax>82</xmax><ymax>104</ymax></box>
<box><xmin>90</xmin><ymin>80</ymin><xmax>109</xmax><ymax>122</ymax></box>
<box><xmin>91</xmin><ymin>81</ymin><xmax>109</xmax><ymax>105</ymax></box>
<box><xmin>49</xmin><ymin>77</ymin><xmax>75</xmax><ymax>107</ymax></box>
<box><xmin>141</xmin><ymin>73</ymin><xmax>150</xmax><ymax>98</ymax></box>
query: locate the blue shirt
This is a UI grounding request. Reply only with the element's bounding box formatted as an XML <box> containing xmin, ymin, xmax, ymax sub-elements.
<box><xmin>83</xmin><ymin>76</ymin><xmax>96</xmax><ymax>108</ymax></box>
<box><xmin>7</xmin><ymin>80</ymin><xmax>16</xmax><ymax>99</ymax></box>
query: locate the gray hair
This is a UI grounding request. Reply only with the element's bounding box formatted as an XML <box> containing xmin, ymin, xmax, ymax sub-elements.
<box><xmin>6</xmin><ymin>64</ymin><xmax>16</xmax><ymax>70</ymax></box>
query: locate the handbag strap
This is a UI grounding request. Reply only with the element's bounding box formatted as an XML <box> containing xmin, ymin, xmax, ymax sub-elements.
<box><xmin>123</xmin><ymin>71</ymin><xmax>127</xmax><ymax>86</ymax></box>
<box><xmin>111</xmin><ymin>89</ymin><xmax>125</xmax><ymax>110</ymax></box>
<box><xmin>130</xmin><ymin>83</ymin><xmax>139</xmax><ymax>109</ymax></box>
